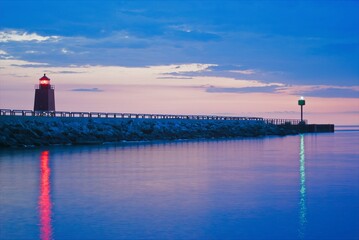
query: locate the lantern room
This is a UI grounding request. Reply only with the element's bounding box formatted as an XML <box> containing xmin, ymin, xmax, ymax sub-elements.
<box><xmin>298</xmin><ymin>96</ymin><xmax>305</xmax><ymax>106</ymax></box>
<box><xmin>39</xmin><ymin>74</ymin><xmax>51</xmax><ymax>88</ymax></box>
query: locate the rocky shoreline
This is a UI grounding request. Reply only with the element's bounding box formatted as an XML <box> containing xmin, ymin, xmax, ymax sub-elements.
<box><xmin>0</xmin><ymin>116</ymin><xmax>299</xmax><ymax>148</ymax></box>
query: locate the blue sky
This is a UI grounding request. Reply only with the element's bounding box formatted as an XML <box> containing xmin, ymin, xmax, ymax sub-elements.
<box><xmin>0</xmin><ymin>0</ymin><xmax>358</xmax><ymax>124</ymax></box>
<box><xmin>1</xmin><ymin>0</ymin><xmax>358</xmax><ymax>84</ymax></box>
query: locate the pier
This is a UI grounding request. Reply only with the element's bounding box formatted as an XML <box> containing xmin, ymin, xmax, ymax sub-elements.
<box><xmin>0</xmin><ymin>109</ymin><xmax>334</xmax><ymax>147</ymax></box>
<box><xmin>1</xmin><ymin>109</ymin><xmax>305</xmax><ymax>125</ymax></box>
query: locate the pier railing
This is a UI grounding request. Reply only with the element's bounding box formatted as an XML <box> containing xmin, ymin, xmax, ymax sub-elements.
<box><xmin>0</xmin><ymin>109</ymin><xmax>306</xmax><ymax>125</ymax></box>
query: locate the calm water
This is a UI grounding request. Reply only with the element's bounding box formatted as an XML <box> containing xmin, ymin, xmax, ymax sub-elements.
<box><xmin>1</xmin><ymin>132</ymin><xmax>358</xmax><ymax>240</ymax></box>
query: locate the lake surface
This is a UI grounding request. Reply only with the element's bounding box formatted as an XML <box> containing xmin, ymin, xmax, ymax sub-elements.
<box><xmin>1</xmin><ymin>132</ymin><xmax>358</xmax><ymax>240</ymax></box>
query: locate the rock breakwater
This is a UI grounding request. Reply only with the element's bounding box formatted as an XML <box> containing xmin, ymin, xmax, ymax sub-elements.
<box><xmin>0</xmin><ymin>116</ymin><xmax>297</xmax><ymax>147</ymax></box>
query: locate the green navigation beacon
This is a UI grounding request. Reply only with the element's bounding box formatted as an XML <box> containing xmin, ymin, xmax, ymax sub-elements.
<box><xmin>298</xmin><ymin>96</ymin><xmax>306</xmax><ymax>124</ymax></box>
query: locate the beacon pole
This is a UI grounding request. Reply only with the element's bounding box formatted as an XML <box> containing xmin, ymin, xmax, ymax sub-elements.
<box><xmin>298</xmin><ymin>96</ymin><xmax>305</xmax><ymax>124</ymax></box>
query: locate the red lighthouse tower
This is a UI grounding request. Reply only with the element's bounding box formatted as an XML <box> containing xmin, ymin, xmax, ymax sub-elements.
<box><xmin>34</xmin><ymin>74</ymin><xmax>55</xmax><ymax>111</ymax></box>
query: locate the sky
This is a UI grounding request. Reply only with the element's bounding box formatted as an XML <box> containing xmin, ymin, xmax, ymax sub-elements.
<box><xmin>0</xmin><ymin>0</ymin><xmax>358</xmax><ymax>125</ymax></box>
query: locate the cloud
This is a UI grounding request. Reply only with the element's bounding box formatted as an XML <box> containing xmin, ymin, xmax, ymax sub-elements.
<box><xmin>152</xmin><ymin>63</ymin><xmax>215</xmax><ymax>74</ymax></box>
<box><xmin>278</xmin><ymin>85</ymin><xmax>359</xmax><ymax>98</ymax></box>
<box><xmin>0</xmin><ymin>30</ymin><xmax>60</xmax><ymax>43</ymax></box>
<box><xmin>10</xmin><ymin>63</ymin><xmax>49</xmax><ymax>68</ymax></box>
<box><xmin>339</xmin><ymin>111</ymin><xmax>359</xmax><ymax>114</ymax></box>
<box><xmin>5</xmin><ymin>73</ymin><xmax>30</xmax><ymax>78</ymax></box>
<box><xmin>263</xmin><ymin>111</ymin><xmax>297</xmax><ymax>114</ymax></box>
<box><xmin>204</xmin><ymin>81</ymin><xmax>359</xmax><ymax>98</ymax></box>
<box><xmin>0</xmin><ymin>49</ymin><xmax>14</xmax><ymax>59</ymax></box>
<box><xmin>80</xmin><ymin>31</ymin><xmax>151</xmax><ymax>49</ymax></box>
<box><xmin>303</xmin><ymin>88</ymin><xmax>359</xmax><ymax>98</ymax></box>
<box><xmin>169</xmin><ymin>24</ymin><xmax>193</xmax><ymax>33</ymax></box>
<box><xmin>166</xmin><ymin>24</ymin><xmax>221</xmax><ymax>42</ymax></box>
<box><xmin>160</xmin><ymin>64</ymin><xmax>262</xmax><ymax>81</ymax></box>
<box><xmin>25</xmin><ymin>50</ymin><xmax>43</xmax><ymax>54</ymax></box>
<box><xmin>207</xmin><ymin>64</ymin><xmax>256</xmax><ymax>74</ymax></box>
<box><xmin>168</xmin><ymin>30</ymin><xmax>221</xmax><ymax>42</ymax></box>
<box><xmin>61</xmin><ymin>48</ymin><xmax>74</xmax><ymax>54</ymax></box>
<box><xmin>156</xmin><ymin>76</ymin><xmax>193</xmax><ymax>80</ymax></box>
<box><xmin>49</xmin><ymin>70</ymin><xmax>86</xmax><ymax>74</ymax></box>
<box><xmin>1</xmin><ymin>54</ymin><xmax>356</xmax><ymax>100</ymax></box>
<box><xmin>0</xmin><ymin>58</ymin><xmax>49</xmax><ymax>67</ymax></box>
<box><xmin>229</xmin><ymin>70</ymin><xmax>256</xmax><ymax>75</ymax></box>
<box><xmin>206</xmin><ymin>85</ymin><xmax>279</xmax><ymax>94</ymax></box>
<box><xmin>71</xmin><ymin>88</ymin><xmax>103</xmax><ymax>92</ymax></box>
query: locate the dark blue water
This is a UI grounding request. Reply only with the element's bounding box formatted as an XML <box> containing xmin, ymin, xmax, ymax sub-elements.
<box><xmin>1</xmin><ymin>132</ymin><xmax>358</xmax><ymax>240</ymax></box>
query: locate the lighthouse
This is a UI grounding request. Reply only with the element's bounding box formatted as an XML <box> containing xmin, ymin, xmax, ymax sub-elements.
<box><xmin>34</xmin><ymin>74</ymin><xmax>55</xmax><ymax>111</ymax></box>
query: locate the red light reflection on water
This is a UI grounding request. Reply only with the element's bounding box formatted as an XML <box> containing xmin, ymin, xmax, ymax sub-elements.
<box><xmin>39</xmin><ymin>151</ymin><xmax>52</xmax><ymax>240</ymax></box>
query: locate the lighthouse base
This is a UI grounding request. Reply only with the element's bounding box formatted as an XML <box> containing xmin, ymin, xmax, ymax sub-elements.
<box><xmin>34</xmin><ymin>88</ymin><xmax>55</xmax><ymax>111</ymax></box>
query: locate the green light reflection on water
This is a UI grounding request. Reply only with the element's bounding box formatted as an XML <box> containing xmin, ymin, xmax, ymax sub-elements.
<box><xmin>299</xmin><ymin>134</ymin><xmax>307</xmax><ymax>239</ymax></box>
